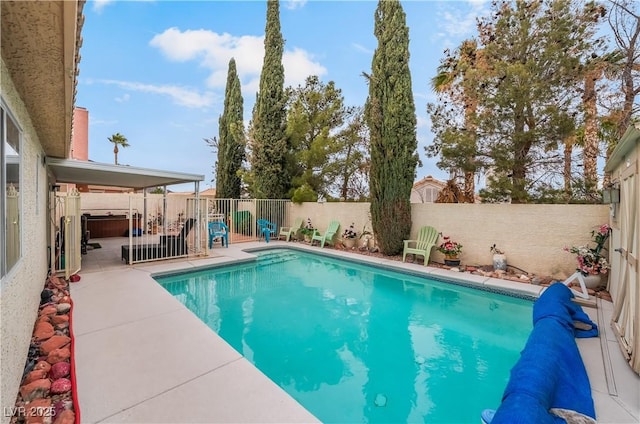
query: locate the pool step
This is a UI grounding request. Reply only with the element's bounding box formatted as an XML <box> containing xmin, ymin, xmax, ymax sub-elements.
<box><xmin>256</xmin><ymin>251</ymin><xmax>299</xmax><ymax>266</ymax></box>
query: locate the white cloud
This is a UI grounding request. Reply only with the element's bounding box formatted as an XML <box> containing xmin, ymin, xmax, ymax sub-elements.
<box><xmin>115</xmin><ymin>93</ymin><xmax>130</xmax><ymax>103</ymax></box>
<box><xmin>92</xmin><ymin>0</ymin><xmax>114</xmax><ymax>13</ymax></box>
<box><xmin>467</xmin><ymin>0</ymin><xmax>489</xmax><ymax>8</ymax></box>
<box><xmin>284</xmin><ymin>0</ymin><xmax>307</xmax><ymax>10</ymax></box>
<box><xmin>283</xmin><ymin>48</ymin><xmax>327</xmax><ymax>87</ymax></box>
<box><xmin>100</xmin><ymin>79</ymin><xmax>216</xmax><ymax>108</ymax></box>
<box><xmin>437</xmin><ymin>1</ymin><xmax>490</xmax><ymax>40</ymax></box>
<box><xmin>242</xmin><ymin>78</ymin><xmax>261</xmax><ymax>99</ymax></box>
<box><xmin>149</xmin><ymin>27</ymin><xmax>326</xmax><ymax>95</ymax></box>
<box><xmin>416</xmin><ymin>114</ymin><xmax>429</xmax><ymax>129</ymax></box>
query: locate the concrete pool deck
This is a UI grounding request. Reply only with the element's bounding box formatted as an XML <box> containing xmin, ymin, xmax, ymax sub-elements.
<box><xmin>72</xmin><ymin>237</ymin><xmax>639</xmax><ymax>423</ymax></box>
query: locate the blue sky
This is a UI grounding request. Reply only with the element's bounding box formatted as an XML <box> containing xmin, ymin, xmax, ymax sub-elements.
<box><xmin>77</xmin><ymin>0</ymin><xmax>490</xmax><ymax>191</ymax></box>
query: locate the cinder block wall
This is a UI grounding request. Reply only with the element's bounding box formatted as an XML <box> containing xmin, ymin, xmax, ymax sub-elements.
<box><xmin>291</xmin><ymin>202</ymin><xmax>609</xmax><ymax>278</ymax></box>
<box><xmin>77</xmin><ymin>194</ymin><xmax>610</xmax><ymax>278</ymax></box>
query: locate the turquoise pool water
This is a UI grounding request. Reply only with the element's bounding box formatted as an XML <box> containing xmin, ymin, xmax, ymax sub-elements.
<box><xmin>156</xmin><ymin>249</ymin><xmax>533</xmax><ymax>423</ymax></box>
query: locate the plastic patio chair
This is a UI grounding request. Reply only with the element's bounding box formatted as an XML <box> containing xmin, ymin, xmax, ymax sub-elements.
<box><xmin>402</xmin><ymin>226</ymin><xmax>439</xmax><ymax>266</ymax></box>
<box><xmin>208</xmin><ymin>221</ymin><xmax>229</xmax><ymax>248</ymax></box>
<box><xmin>257</xmin><ymin>219</ymin><xmax>277</xmax><ymax>243</ymax></box>
<box><xmin>278</xmin><ymin>217</ymin><xmax>303</xmax><ymax>242</ymax></box>
<box><xmin>311</xmin><ymin>220</ymin><xmax>340</xmax><ymax>248</ymax></box>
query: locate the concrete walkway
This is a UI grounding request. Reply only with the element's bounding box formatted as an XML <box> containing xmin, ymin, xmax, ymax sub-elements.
<box><xmin>71</xmin><ymin>238</ymin><xmax>639</xmax><ymax>423</ymax></box>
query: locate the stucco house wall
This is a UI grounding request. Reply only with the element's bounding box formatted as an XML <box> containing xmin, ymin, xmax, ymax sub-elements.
<box><xmin>0</xmin><ymin>58</ymin><xmax>50</xmax><ymax>418</ymax></box>
<box><xmin>603</xmin><ymin>126</ymin><xmax>640</xmax><ymax>374</ymax></box>
<box><xmin>604</xmin><ymin>127</ymin><xmax>639</xmax><ymax>302</ymax></box>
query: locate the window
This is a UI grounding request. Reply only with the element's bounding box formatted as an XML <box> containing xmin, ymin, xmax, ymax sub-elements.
<box><xmin>1</xmin><ymin>103</ymin><xmax>22</xmax><ymax>277</ymax></box>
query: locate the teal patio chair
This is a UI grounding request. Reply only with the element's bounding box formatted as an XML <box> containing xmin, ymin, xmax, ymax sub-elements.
<box><xmin>257</xmin><ymin>219</ymin><xmax>277</xmax><ymax>243</ymax></box>
<box><xmin>402</xmin><ymin>226</ymin><xmax>439</xmax><ymax>266</ymax></box>
<box><xmin>278</xmin><ymin>217</ymin><xmax>303</xmax><ymax>242</ymax></box>
<box><xmin>311</xmin><ymin>220</ymin><xmax>340</xmax><ymax>248</ymax></box>
<box><xmin>208</xmin><ymin>221</ymin><xmax>229</xmax><ymax>248</ymax></box>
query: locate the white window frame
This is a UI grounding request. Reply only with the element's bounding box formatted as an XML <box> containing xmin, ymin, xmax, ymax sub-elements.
<box><xmin>1</xmin><ymin>100</ymin><xmax>23</xmax><ymax>279</ymax></box>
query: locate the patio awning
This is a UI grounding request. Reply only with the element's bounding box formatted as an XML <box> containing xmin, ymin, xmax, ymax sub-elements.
<box><xmin>45</xmin><ymin>157</ymin><xmax>204</xmax><ymax>190</ymax></box>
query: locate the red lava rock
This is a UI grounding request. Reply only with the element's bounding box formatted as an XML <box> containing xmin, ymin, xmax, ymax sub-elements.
<box><xmin>23</xmin><ymin>369</ymin><xmax>48</xmax><ymax>385</ymax></box>
<box><xmin>39</xmin><ymin>305</ymin><xmax>57</xmax><ymax>317</ymax></box>
<box><xmin>52</xmin><ymin>400</ymin><xmax>72</xmax><ymax>418</ymax></box>
<box><xmin>50</xmin><ymin>378</ymin><xmax>72</xmax><ymax>394</ymax></box>
<box><xmin>46</xmin><ymin>347</ymin><xmax>71</xmax><ymax>365</ymax></box>
<box><xmin>40</xmin><ymin>335</ymin><xmax>70</xmax><ymax>355</ymax></box>
<box><xmin>53</xmin><ymin>409</ymin><xmax>75</xmax><ymax>424</ymax></box>
<box><xmin>19</xmin><ymin>379</ymin><xmax>51</xmax><ymax>401</ymax></box>
<box><xmin>35</xmin><ymin>315</ymin><xmax>51</xmax><ymax>325</ymax></box>
<box><xmin>25</xmin><ymin>398</ymin><xmax>52</xmax><ymax>424</ymax></box>
<box><xmin>49</xmin><ymin>362</ymin><xmax>71</xmax><ymax>379</ymax></box>
<box><xmin>10</xmin><ymin>276</ymin><xmax>77</xmax><ymax>423</ymax></box>
<box><xmin>50</xmin><ymin>315</ymin><xmax>69</xmax><ymax>325</ymax></box>
<box><xmin>54</xmin><ymin>323</ymin><xmax>69</xmax><ymax>332</ymax></box>
<box><xmin>33</xmin><ymin>361</ymin><xmax>52</xmax><ymax>373</ymax></box>
<box><xmin>33</xmin><ymin>322</ymin><xmax>55</xmax><ymax>341</ymax></box>
<box><xmin>48</xmin><ymin>276</ymin><xmax>66</xmax><ymax>289</ymax></box>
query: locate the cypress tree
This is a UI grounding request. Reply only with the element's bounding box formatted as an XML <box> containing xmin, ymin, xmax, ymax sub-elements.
<box><xmin>250</xmin><ymin>0</ymin><xmax>288</xmax><ymax>199</ymax></box>
<box><xmin>216</xmin><ymin>58</ymin><xmax>245</xmax><ymax>199</ymax></box>
<box><xmin>365</xmin><ymin>0</ymin><xmax>418</xmax><ymax>255</ymax></box>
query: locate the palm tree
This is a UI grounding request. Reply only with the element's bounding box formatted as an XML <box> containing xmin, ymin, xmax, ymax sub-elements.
<box><xmin>582</xmin><ymin>64</ymin><xmax>603</xmax><ymax>201</ymax></box>
<box><xmin>581</xmin><ymin>50</ymin><xmax>626</xmax><ymax>200</ymax></box>
<box><xmin>108</xmin><ymin>133</ymin><xmax>129</xmax><ymax>165</ymax></box>
<box><xmin>431</xmin><ymin>39</ymin><xmax>481</xmax><ymax>203</ymax></box>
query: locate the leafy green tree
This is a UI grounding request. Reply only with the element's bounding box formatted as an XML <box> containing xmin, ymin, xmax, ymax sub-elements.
<box><xmin>430</xmin><ymin>0</ymin><xmax>604</xmax><ymax>203</ymax></box>
<box><xmin>365</xmin><ymin>0</ymin><xmax>418</xmax><ymax>255</ymax></box>
<box><xmin>107</xmin><ymin>132</ymin><xmax>129</xmax><ymax>165</ymax></box>
<box><xmin>285</xmin><ymin>75</ymin><xmax>350</xmax><ymax>199</ymax></box>
<box><xmin>331</xmin><ymin>108</ymin><xmax>371</xmax><ymax>201</ymax></box>
<box><xmin>250</xmin><ymin>0</ymin><xmax>288</xmax><ymax>199</ymax></box>
<box><xmin>607</xmin><ymin>0</ymin><xmax>640</xmax><ymax>138</ymax></box>
<box><xmin>214</xmin><ymin>58</ymin><xmax>245</xmax><ymax>199</ymax></box>
<box><xmin>291</xmin><ymin>183</ymin><xmax>318</xmax><ymax>203</ymax></box>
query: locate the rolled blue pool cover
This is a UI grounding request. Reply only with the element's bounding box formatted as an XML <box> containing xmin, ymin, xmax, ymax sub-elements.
<box><xmin>487</xmin><ymin>283</ymin><xmax>597</xmax><ymax>423</ymax></box>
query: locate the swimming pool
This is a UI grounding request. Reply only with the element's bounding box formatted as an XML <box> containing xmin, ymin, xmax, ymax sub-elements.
<box><xmin>156</xmin><ymin>248</ymin><xmax>533</xmax><ymax>423</ymax></box>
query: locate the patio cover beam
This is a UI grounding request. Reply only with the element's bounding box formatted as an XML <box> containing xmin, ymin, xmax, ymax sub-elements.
<box><xmin>45</xmin><ymin>157</ymin><xmax>204</xmax><ymax>190</ymax></box>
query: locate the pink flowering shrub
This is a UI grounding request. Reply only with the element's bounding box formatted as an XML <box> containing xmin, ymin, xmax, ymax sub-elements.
<box><xmin>437</xmin><ymin>236</ymin><xmax>463</xmax><ymax>256</ymax></box>
<box><xmin>565</xmin><ymin>224</ymin><xmax>611</xmax><ymax>276</ymax></box>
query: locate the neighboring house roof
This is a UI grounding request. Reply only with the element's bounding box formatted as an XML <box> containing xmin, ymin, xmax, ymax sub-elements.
<box><xmin>168</xmin><ymin>188</ymin><xmax>217</xmax><ymax>196</ymax></box>
<box><xmin>411</xmin><ymin>175</ymin><xmax>447</xmax><ymax>203</ymax></box>
<box><xmin>1</xmin><ymin>0</ymin><xmax>85</xmax><ymax>158</ymax></box>
<box><xmin>413</xmin><ymin>175</ymin><xmax>447</xmax><ymax>190</ymax></box>
<box><xmin>200</xmin><ymin>188</ymin><xmax>217</xmax><ymax>197</ymax></box>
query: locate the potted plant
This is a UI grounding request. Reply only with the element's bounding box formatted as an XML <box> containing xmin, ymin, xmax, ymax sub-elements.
<box><xmin>438</xmin><ymin>236</ymin><xmax>463</xmax><ymax>266</ymax></box>
<box><xmin>359</xmin><ymin>223</ymin><xmax>374</xmax><ymax>251</ymax></box>
<box><xmin>300</xmin><ymin>217</ymin><xmax>315</xmax><ymax>243</ymax></box>
<box><xmin>340</xmin><ymin>223</ymin><xmax>358</xmax><ymax>249</ymax></box>
<box><xmin>490</xmin><ymin>244</ymin><xmax>507</xmax><ymax>271</ymax></box>
<box><xmin>565</xmin><ymin>224</ymin><xmax>611</xmax><ymax>288</ymax></box>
